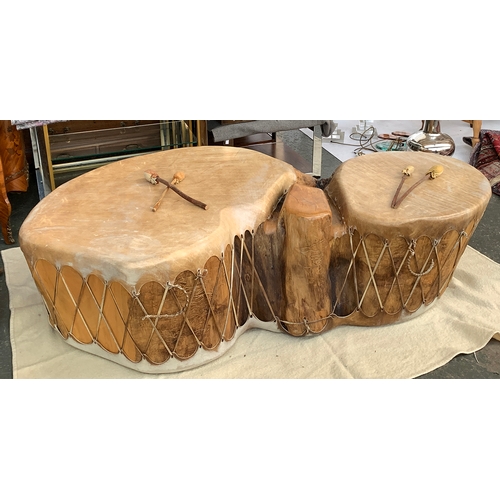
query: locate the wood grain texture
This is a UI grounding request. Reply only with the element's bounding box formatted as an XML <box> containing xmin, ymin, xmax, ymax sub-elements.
<box><xmin>252</xmin><ymin>208</ymin><xmax>286</xmax><ymax>322</ymax></box>
<box><xmin>282</xmin><ymin>183</ymin><xmax>334</xmax><ymax>336</ymax></box>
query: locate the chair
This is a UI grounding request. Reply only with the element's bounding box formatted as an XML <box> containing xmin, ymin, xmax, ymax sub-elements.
<box><xmin>463</xmin><ymin>120</ymin><xmax>482</xmax><ymax>147</ymax></box>
<box><xmin>208</xmin><ymin>120</ymin><xmax>336</xmax><ymax>177</ymax></box>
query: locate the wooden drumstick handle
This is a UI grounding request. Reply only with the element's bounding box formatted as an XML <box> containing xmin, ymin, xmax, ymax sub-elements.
<box><xmin>145</xmin><ymin>170</ymin><xmax>208</xmax><ymax>210</ymax></box>
<box><xmin>393</xmin><ymin>165</ymin><xmax>443</xmax><ymax>209</ymax></box>
<box><xmin>152</xmin><ymin>171</ymin><xmax>185</xmax><ymax>212</ymax></box>
<box><xmin>391</xmin><ymin>166</ymin><xmax>414</xmax><ymax>208</ymax></box>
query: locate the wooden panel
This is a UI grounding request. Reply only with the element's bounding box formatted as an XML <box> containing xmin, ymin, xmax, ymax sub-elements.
<box><xmin>47</xmin><ymin>120</ymin><xmax>158</xmax><ymax>135</ymax></box>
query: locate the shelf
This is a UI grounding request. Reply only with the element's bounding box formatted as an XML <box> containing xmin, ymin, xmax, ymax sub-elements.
<box><xmin>31</xmin><ymin>120</ymin><xmax>207</xmax><ymax>197</ymax></box>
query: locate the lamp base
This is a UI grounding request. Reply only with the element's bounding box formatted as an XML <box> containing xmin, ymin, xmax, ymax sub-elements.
<box><xmin>406</xmin><ymin>120</ymin><xmax>455</xmax><ymax>156</ymax></box>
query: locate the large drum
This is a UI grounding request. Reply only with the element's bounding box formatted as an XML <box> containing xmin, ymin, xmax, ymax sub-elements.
<box><xmin>19</xmin><ymin>147</ymin><xmax>491</xmax><ymax>373</ymax></box>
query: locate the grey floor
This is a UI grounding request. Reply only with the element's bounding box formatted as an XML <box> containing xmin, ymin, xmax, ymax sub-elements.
<box><xmin>0</xmin><ymin>129</ymin><xmax>499</xmax><ymax>378</ymax></box>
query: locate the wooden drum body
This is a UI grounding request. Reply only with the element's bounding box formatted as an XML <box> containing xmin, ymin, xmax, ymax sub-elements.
<box><xmin>322</xmin><ymin>152</ymin><xmax>491</xmax><ymax>329</ymax></box>
<box><xmin>19</xmin><ymin>148</ymin><xmax>491</xmax><ymax>373</ymax></box>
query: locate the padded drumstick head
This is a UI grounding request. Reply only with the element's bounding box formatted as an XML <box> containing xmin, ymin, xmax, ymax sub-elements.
<box><xmin>427</xmin><ymin>165</ymin><xmax>444</xmax><ymax>179</ymax></box>
<box><xmin>144</xmin><ymin>170</ymin><xmax>159</xmax><ymax>184</ymax></box>
<box><xmin>172</xmin><ymin>171</ymin><xmax>185</xmax><ymax>184</ymax></box>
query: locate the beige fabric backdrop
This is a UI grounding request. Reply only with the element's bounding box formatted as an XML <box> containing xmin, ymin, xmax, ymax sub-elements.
<box><xmin>3</xmin><ymin>245</ymin><xmax>499</xmax><ymax>378</ymax></box>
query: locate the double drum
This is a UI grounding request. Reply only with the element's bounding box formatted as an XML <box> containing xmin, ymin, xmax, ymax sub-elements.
<box><xmin>19</xmin><ymin>147</ymin><xmax>491</xmax><ymax>373</ymax></box>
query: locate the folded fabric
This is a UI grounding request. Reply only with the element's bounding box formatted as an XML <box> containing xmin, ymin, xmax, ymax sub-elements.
<box><xmin>469</xmin><ymin>129</ymin><xmax>500</xmax><ymax>196</ymax></box>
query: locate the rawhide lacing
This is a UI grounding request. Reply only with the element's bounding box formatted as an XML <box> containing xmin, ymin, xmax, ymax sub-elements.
<box><xmin>141</xmin><ymin>281</ymin><xmax>189</xmax><ymax>319</ymax></box>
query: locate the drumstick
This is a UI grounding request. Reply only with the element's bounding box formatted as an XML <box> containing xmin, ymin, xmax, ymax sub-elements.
<box><xmin>391</xmin><ymin>166</ymin><xmax>414</xmax><ymax>208</ymax></box>
<box><xmin>393</xmin><ymin>165</ymin><xmax>444</xmax><ymax>209</ymax></box>
<box><xmin>144</xmin><ymin>170</ymin><xmax>208</xmax><ymax>210</ymax></box>
<box><xmin>152</xmin><ymin>171</ymin><xmax>185</xmax><ymax>212</ymax></box>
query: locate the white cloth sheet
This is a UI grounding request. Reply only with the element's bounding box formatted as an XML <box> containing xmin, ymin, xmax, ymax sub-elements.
<box><xmin>3</xmin><ymin>246</ymin><xmax>499</xmax><ymax>379</ymax></box>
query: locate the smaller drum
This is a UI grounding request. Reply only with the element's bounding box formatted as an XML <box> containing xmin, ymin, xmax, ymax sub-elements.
<box><xmin>322</xmin><ymin>151</ymin><xmax>491</xmax><ymax>327</ymax></box>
